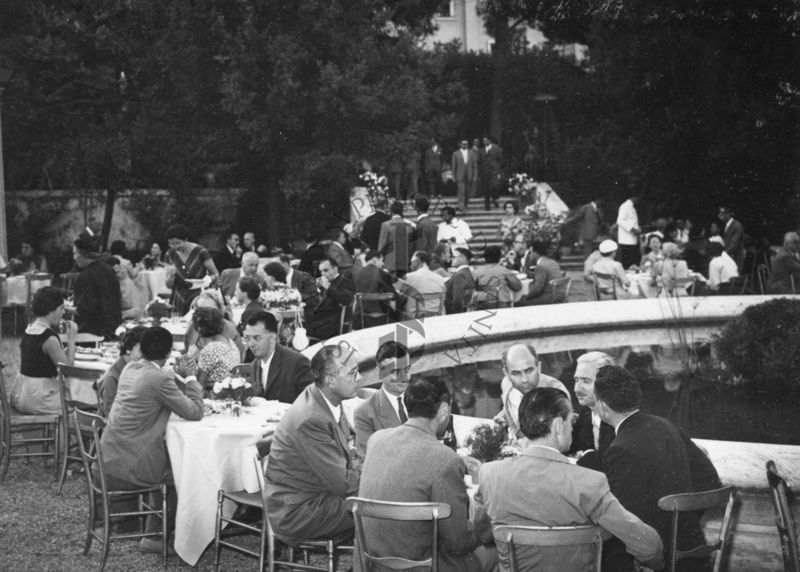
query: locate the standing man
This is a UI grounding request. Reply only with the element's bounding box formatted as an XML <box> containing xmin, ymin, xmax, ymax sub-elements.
<box><xmin>280</xmin><ymin>254</ymin><xmax>320</xmax><ymax>311</ymax></box>
<box><xmin>594</xmin><ymin>365</ymin><xmax>721</xmax><ymax>571</ymax></box>
<box><xmin>353</xmin><ymin>341</ymin><xmax>411</xmax><ymax>458</ymax></box>
<box><xmin>213</xmin><ymin>231</ymin><xmax>241</xmax><ymax>273</ymax></box>
<box><xmin>717</xmin><ymin>206</ymin><xmax>745</xmax><ymax>271</ymax></box>
<box><xmin>566</xmin><ymin>198</ymin><xmax>604</xmax><ymax>255</ymax></box>
<box><xmin>307</xmin><ymin>257</ymin><xmax>355</xmax><ymax>341</ymax></box>
<box><xmin>481</xmin><ymin>135</ymin><xmax>503</xmax><ymax>211</ymax></box>
<box><xmin>452</xmin><ymin>139</ymin><xmax>478</xmax><ymax>211</ymax></box>
<box><xmin>218</xmin><ymin>252</ymin><xmax>267</xmax><ymax>299</ymax></box>
<box><xmin>423</xmin><ymin>139</ymin><xmax>443</xmax><ymax>196</ymax></box>
<box><xmin>243</xmin><ymin>311</ymin><xmax>313</xmax><ymax>403</ymax></box>
<box><xmin>516</xmin><ymin>240</ymin><xmax>563</xmax><ymax>306</ymax></box>
<box><xmin>265</xmin><ymin>346</ymin><xmax>361</xmax><ymax>544</ymax></box>
<box><xmin>616</xmin><ymin>193</ymin><xmax>642</xmax><ymax>270</ymax></box>
<box><xmin>359</xmin><ymin>377</ymin><xmax>495</xmax><ymax>572</ymax></box>
<box><xmin>470</xmin><ymin>138</ymin><xmax>483</xmax><ymax>199</ymax></box>
<box><xmin>360</xmin><ymin>196</ymin><xmax>391</xmax><ymax>253</ymax></box>
<box><xmin>569</xmin><ymin>351</ymin><xmax>616</xmax><ymax>470</ymax></box>
<box><xmin>72</xmin><ymin>232</ymin><xmax>122</xmax><ymax>338</ymax></box>
<box><xmin>377</xmin><ymin>201</ymin><xmax>415</xmax><ymax>278</ymax></box>
<box><xmin>444</xmin><ymin>247</ymin><xmax>475</xmax><ymax>314</ymax></box>
<box><xmin>437</xmin><ymin>206</ymin><xmax>472</xmax><ymax>250</ymax></box>
<box><xmin>413</xmin><ymin>195</ymin><xmax>439</xmax><ymax>255</ymax></box>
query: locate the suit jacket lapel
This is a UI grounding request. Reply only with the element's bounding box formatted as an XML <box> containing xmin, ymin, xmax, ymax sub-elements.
<box><xmin>310</xmin><ymin>385</ymin><xmax>351</xmax><ymax>456</ymax></box>
<box><xmin>265</xmin><ymin>347</ymin><xmax>283</xmax><ymax>395</ymax></box>
<box><xmin>378</xmin><ymin>390</ymin><xmax>401</xmax><ymax>425</ymax></box>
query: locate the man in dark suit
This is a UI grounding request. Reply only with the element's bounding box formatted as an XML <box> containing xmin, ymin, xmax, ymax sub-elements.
<box><xmin>352</xmin><ymin>250</ymin><xmax>398</xmax><ymax>329</ymax></box>
<box><xmin>307</xmin><ymin>257</ymin><xmax>355</xmax><ymax>341</ymax></box>
<box><xmin>353</xmin><ymin>341</ymin><xmax>410</xmax><ymax>458</ymax></box>
<box><xmin>480</xmin><ymin>135</ymin><xmax>503</xmax><ymax>210</ymax></box>
<box><xmin>423</xmin><ymin>140</ymin><xmax>443</xmax><ymax>196</ymax></box>
<box><xmin>325</xmin><ymin>228</ymin><xmax>355</xmax><ymax>276</ymax></box>
<box><xmin>377</xmin><ymin>201</ymin><xmax>415</xmax><ymax>278</ymax></box>
<box><xmin>413</xmin><ymin>195</ymin><xmax>439</xmax><ymax>255</ymax></box>
<box><xmin>359</xmin><ymin>377</ymin><xmax>495</xmax><ymax>572</ymax></box>
<box><xmin>212</xmin><ymin>231</ymin><xmax>241</xmax><ymax>272</ymax></box>
<box><xmin>218</xmin><ymin>252</ymin><xmax>267</xmax><ymax>298</ymax></box>
<box><xmin>265</xmin><ymin>345</ymin><xmax>361</xmax><ymax>544</ymax></box>
<box><xmin>73</xmin><ymin>233</ymin><xmax>122</xmax><ymax>338</ymax></box>
<box><xmin>517</xmin><ymin>240</ymin><xmax>563</xmax><ymax>306</ymax></box>
<box><xmin>718</xmin><ymin>206</ymin><xmax>745</xmax><ymax>271</ymax></box>
<box><xmin>565</xmin><ymin>199</ymin><xmax>604</xmax><ymax>255</ymax></box>
<box><xmin>452</xmin><ymin>139</ymin><xmax>478</xmax><ymax>210</ymax></box>
<box><xmin>568</xmin><ymin>351</ymin><xmax>616</xmax><ymax>470</ymax></box>
<box><xmin>360</xmin><ymin>197</ymin><xmax>391</xmax><ymax>252</ymax></box>
<box><xmin>280</xmin><ymin>254</ymin><xmax>320</xmax><ymax>311</ymax></box>
<box><xmin>595</xmin><ymin>365</ymin><xmax>721</xmax><ymax>572</ymax></box>
<box><xmin>242</xmin><ymin>311</ymin><xmax>312</xmax><ymax>403</ymax></box>
<box><xmin>445</xmin><ymin>247</ymin><xmax>475</xmax><ymax>314</ymax></box>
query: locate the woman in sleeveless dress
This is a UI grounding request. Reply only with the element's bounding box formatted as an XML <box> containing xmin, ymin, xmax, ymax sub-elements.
<box><xmin>164</xmin><ymin>224</ymin><xmax>219</xmax><ymax>314</ymax></box>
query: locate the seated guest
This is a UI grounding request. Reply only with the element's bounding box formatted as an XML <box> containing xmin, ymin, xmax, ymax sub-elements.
<box><xmin>243</xmin><ymin>311</ymin><xmax>312</xmax><ymax>403</ymax></box>
<box><xmin>430</xmin><ymin>241</ymin><xmax>452</xmax><ymax>278</ymax></box>
<box><xmin>766</xmin><ymin>231</ymin><xmax>800</xmax><ymax>294</ymax></box>
<box><xmin>236</xmin><ymin>276</ymin><xmax>263</xmax><ymax>331</ymax></box>
<box><xmin>569</xmin><ymin>351</ymin><xmax>616</xmax><ymax>470</ymax></box>
<box><xmin>591</xmin><ymin>239</ymin><xmax>631</xmax><ymax>296</ymax></box>
<box><xmin>640</xmin><ymin>234</ymin><xmax>665</xmax><ymax>270</ymax></box>
<box><xmin>242</xmin><ymin>231</ymin><xmax>268</xmax><ymax>256</ymax></box>
<box><xmin>99</xmin><ymin>327</ymin><xmax>203</xmax><ymax>553</ymax></box>
<box><xmin>73</xmin><ymin>232</ymin><xmax>122</xmax><ymax>338</ymax></box>
<box><xmin>266</xmin><ymin>345</ymin><xmax>361</xmax><ymax>544</ymax></box>
<box><xmin>219</xmin><ymin>252</ymin><xmax>267</xmax><ymax>299</ymax></box>
<box><xmin>11</xmin><ymin>287</ymin><xmax>77</xmax><ymax>415</ymax></box>
<box><xmin>472</xmin><ymin>245</ymin><xmax>522</xmax><ymax>308</ymax></box>
<box><xmin>141</xmin><ymin>242</ymin><xmax>165</xmax><ymax>269</ymax></box>
<box><xmin>280</xmin><ymin>254</ymin><xmax>320</xmax><ymax>311</ymax></box>
<box><xmin>595</xmin><ymin>365</ymin><xmax>720</xmax><ymax>571</ymax></box>
<box><xmin>582</xmin><ymin>245</ymin><xmax>603</xmax><ymax>283</ymax></box>
<box><xmin>444</xmin><ymin>247</ymin><xmax>475</xmax><ymax>314</ymax></box>
<box><xmin>9</xmin><ymin>238</ymin><xmax>48</xmax><ymax>275</ymax></box>
<box><xmin>193</xmin><ymin>307</ymin><xmax>241</xmax><ymax>392</ymax></box>
<box><xmin>352</xmin><ymin>250</ymin><xmax>398</xmax><ymax>329</ymax></box>
<box><xmin>475</xmin><ymin>387</ymin><xmax>664</xmax><ymax>572</ymax></box>
<box><xmin>706</xmin><ymin>238</ymin><xmax>739</xmax><ymax>293</ymax></box>
<box><xmin>184</xmin><ymin>290</ymin><xmax>242</xmax><ymax>355</ymax></box>
<box><xmin>306</xmin><ymin>257</ymin><xmax>355</xmax><ymax>341</ymax></box>
<box><xmin>516</xmin><ymin>240</ymin><xmax>562</xmax><ymax>306</ymax></box>
<box><xmin>263</xmin><ymin>261</ymin><xmax>303</xmax><ymax>302</ymax></box>
<box><xmin>497</xmin><ymin>343</ymin><xmax>568</xmax><ymax>441</ymax></box>
<box><xmin>212</xmin><ymin>231</ymin><xmax>242</xmax><ymax>273</ymax></box>
<box><xmin>353</xmin><ymin>341</ymin><xmax>411</xmax><ymax>458</ymax></box>
<box><xmin>95</xmin><ymin>325</ymin><xmax>147</xmax><ymax>417</ymax></box>
<box><xmin>326</xmin><ymin>228</ymin><xmax>355</xmax><ymax>275</ymax></box>
<box><xmin>658</xmin><ymin>242</ymin><xmax>691</xmax><ymax>296</ymax></box>
<box><xmin>682</xmin><ymin>221</ymin><xmax>709</xmax><ymax>276</ymax></box>
<box><xmin>359</xmin><ymin>377</ymin><xmax>496</xmax><ymax>572</ymax></box>
<box><xmin>403</xmin><ymin>250</ymin><xmax>447</xmax><ymax>318</ymax></box>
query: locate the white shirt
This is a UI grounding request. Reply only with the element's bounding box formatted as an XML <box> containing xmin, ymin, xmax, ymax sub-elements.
<box><xmin>382</xmin><ymin>387</ymin><xmax>406</xmax><ymax>419</ymax></box>
<box><xmin>500</xmin><ymin>376</ymin><xmax>570</xmax><ymax>439</ymax></box>
<box><xmin>461</xmin><ymin>149</ymin><xmax>469</xmax><ymax>163</ymax></box>
<box><xmin>319</xmin><ymin>390</ymin><xmax>341</xmax><ymax>423</ymax></box>
<box><xmin>616</xmin><ymin>199</ymin><xmax>640</xmax><ymax>246</ymax></box>
<box><xmin>437</xmin><ymin>218</ymin><xmax>472</xmax><ymax>249</ymax></box>
<box><xmin>591</xmin><ymin>411</ymin><xmax>602</xmax><ymax>449</ymax></box>
<box><xmin>708</xmin><ymin>252</ymin><xmax>739</xmax><ymax>290</ymax></box>
<box><xmin>260</xmin><ymin>351</ymin><xmax>276</xmax><ymax>388</ymax></box>
<box><xmin>285</xmin><ymin>268</ymin><xmax>294</xmax><ymax>286</ymax></box>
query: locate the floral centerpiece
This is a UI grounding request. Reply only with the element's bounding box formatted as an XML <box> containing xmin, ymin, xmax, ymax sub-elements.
<box><xmin>358</xmin><ymin>171</ymin><xmax>389</xmax><ymax>204</ymax></box>
<box><xmin>145</xmin><ymin>298</ymin><xmax>172</xmax><ymax>322</ymax></box>
<box><xmin>212</xmin><ymin>375</ymin><xmax>253</xmax><ymax>403</ymax></box>
<box><xmin>259</xmin><ymin>284</ymin><xmax>302</xmax><ymax>312</ymax></box>
<box><xmin>508</xmin><ymin>173</ymin><xmax>538</xmax><ymax>207</ymax></box>
<box><xmin>465</xmin><ymin>422</ymin><xmax>519</xmax><ymax>463</ymax></box>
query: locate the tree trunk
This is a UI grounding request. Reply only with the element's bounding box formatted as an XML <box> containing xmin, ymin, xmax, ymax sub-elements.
<box><xmin>488</xmin><ymin>17</ymin><xmax>512</xmax><ymax>141</ymax></box>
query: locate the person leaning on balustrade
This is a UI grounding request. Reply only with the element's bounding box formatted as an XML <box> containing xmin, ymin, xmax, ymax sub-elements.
<box><xmin>474</xmin><ymin>387</ymin><xmax>665</xmax><ymax>572</ymax></box>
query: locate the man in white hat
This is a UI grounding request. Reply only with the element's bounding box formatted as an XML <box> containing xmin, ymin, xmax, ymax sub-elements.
<box><xmin>591</xmin><ymin>239</ymin><xmax>631</xmax><ymax>297</ymax></box>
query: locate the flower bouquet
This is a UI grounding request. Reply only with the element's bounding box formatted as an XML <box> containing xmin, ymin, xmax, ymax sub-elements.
<box><xmin>508</xmin><ymin>173</ymin><xmax>537</xmax><ymax>206</ymax></box>
<box><xmin>145</xmin><ymin>298</ymin><xmax>172</xmax><ymax>323</ymax></box>
<box><xmin>358</xmin><ymin>171</ymin><xmax>389</xmax><ymax>204</ymax></box>
<box><xmin>259</xmin><ymin>284</ymin><xmax>302</xmax><ymax>312</ymax></box>
<box><xmin>212</xmin><ymin>375</ymin><xmax>253</xmax><ymax>404</ymax></box>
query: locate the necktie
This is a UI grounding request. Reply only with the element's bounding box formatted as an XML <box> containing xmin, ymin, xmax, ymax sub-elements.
<box><xmin>338</xmin><ymin>406</ymin><xmax>351</xmax><ymax>436</ymax></box>
<box><xmin>397</xmin><ymin>396</ymin><xmax>408</xmax><ymax>423</ymax></box>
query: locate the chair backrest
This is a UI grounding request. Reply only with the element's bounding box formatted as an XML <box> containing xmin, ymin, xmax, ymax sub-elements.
<box><xmin>757</xmin><ymin>264</ymin><xmax>768</xmax><ymax>295</ymax></box>
<box><xmin>347</xmin><ymin>497</ymin><xmax>452</xmax><ymax>572</ymax></box>
<box><xmin>592</xmin><ymin>272</ymin><xmax>617</xmax><ymax>300</ymax></box>
<box><xmin>73</xmin><ymin>408</ymin><xmax>106</xmax><ymax>494</ymax></box>
<box><xmin>339</xmin><ymin>304</ymin><xmax>352</xmax><ymax>335</ymax></box>
<box><xmin>58</xmin><ymin>363</ymin><xmax>101</xmax><ymax>411</ymax></box>
<box><xmin>548</xmin><ymin>277</ymin><xmax>571</xmax><ymax>304</ymax></box>
<box><xmin>471</xmin><ymin>282</ymin><xmax>500</xmax><ymax>310</ymax></box>
<box><xmin>58</xmin><ymin>272</ymin><xmax>80</xmax><ymax>296</ymax></box>
<box><xmin>665</xmin><ymin>276</ymin><xmax>696</xmax><ymax>297</ymax></box>
<box><xmin>230</xmin><ymin>363</ymin><xmax>252</xmax><ymax>379</ymax></box>
<box><xmin>408</xmin><ymin>291</ymin><xmax>445</xmax><ymax>319</ymax></box>
<box><xmin>492</xmin><ymin>524</ymin><xmax>603</xmax><ymax>572</ymax></box>
<box><xmin>766</xmin><ymin>461</ymin><xmax>800</xmax><ymax>572</ymax></box>
<box><xmin>657</xmin><ymin>485</ymin><xmax>737</xmax><ymax>572</ymax></box>
<box><xmin>0</xmin><ymin>360</ymin><xmax>10</xmax><ymax>440</ymax></box>
<box><xmin>353</xmin><ymin>293</ymin><xmax>396</xmax><ymax>329</ymax></box>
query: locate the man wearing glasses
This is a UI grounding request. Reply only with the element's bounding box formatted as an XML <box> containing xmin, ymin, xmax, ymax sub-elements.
<box><xmin>353</xmin><ymin>340</ymin><xmax>412</xmax><ymax>458</ymax></box>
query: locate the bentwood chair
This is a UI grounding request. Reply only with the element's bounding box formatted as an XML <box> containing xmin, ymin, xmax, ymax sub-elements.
<box><xmin>592</xmin><ymin>271</ymin><xmax>618</xmax><ymax>301</ymax></box>
<box><xmin>25</xmin><ymin>272</ymin><xmax>53</xmax><ymax>323</ymax></box>
<box><xmin>766</xmin><ymin>461</ymin><xmax>800</xmax><ymax>572</ymax></box>
<box><xmin>548</xmin><ymin>277</ymin><xmax>571</xmax><ymax>304</ymax></box>
<box><xmin>352</xmin><ymin>293</ymin><xmax>396</xmax><ymax>330</ymax></box>
<box><xmin>347</xmin><ymin>497</ymin><xmax>452</xmax><ymax>572</ymax></box>
<box><xmin>657</xmin><ymin>485</ymin><xmax>737</xmax><ymax>572</ymax></box>
<box><xmin>57</xmin><ymin>363</ymin><xmax>101</xmax><ymax>494</ymax></box>
<box><xmin>492</xmin><ymin>524</ymin><xmax>603</xmax><ymax>572</ymax></box>
<box><xmin>0</xmin><ymin>361</ymin><xmax>60</xmax><ymax>482</ymax></box>
<box><xmin>73</xmin><ymin>408</ymin><xmax>168</xmax><ymax>571</ymax></box>
<box><xmin>267</xmin><ymin>523</ymin><xmax>353</xmax><ymax>572</ymax></box>
<box><xmin>408</xmin><ymin>291</ymin><xmax>445</xmax><ymax>319</ymax></box>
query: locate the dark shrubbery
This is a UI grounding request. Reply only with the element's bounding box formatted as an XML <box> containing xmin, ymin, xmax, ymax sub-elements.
<box><xmin>714</xmin><ymin>298</ymin><xmax>800</xmax><ymax>391</ymax></box>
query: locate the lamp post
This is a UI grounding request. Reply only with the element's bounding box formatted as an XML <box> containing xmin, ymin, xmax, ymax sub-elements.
<box><xmin>0</xmin><ymin>69</ymin><xmax>12</xmax><ymax>262</ymax></box>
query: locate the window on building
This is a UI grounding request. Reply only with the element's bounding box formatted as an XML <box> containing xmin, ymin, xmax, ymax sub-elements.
<box><xmin>435</xmin><ymin>0</ymin><xmax>455</xmax><ymax>18</ymax></box>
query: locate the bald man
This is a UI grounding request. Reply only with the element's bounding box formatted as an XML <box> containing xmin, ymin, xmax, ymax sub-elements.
<box><xmin>568</xmin><ymin>351</ymin><xmax>616</xmax><ymax>470</ymax></box>
<box><xmin>218</xmin><ymin>252</ymin><xmax>267</xmax><ymax>298</ymax></box>
<box><xmin>496</xmin><ymin>343</ymin><xmax>569</xmax><ymax>441</ymax></box>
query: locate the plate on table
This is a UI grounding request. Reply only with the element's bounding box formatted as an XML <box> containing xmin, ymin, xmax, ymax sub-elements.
<box><xmin>186</xmin><ymin>277</ymin><xmax>209</xmax><ymax>289</ymax></box>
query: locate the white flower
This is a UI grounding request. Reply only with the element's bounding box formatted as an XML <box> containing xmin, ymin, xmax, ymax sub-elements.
<box><xmin>213</xmin><ymin>382</ymin><xmax>224</xmax><ymax>394</ymax></box>
<box><xmin>230</xmin><ymin>376</ymin><xmax>246</xmax><ymax>389</ymax></box>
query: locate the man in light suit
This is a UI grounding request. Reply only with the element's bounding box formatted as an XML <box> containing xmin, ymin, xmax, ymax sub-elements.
<box><xmin>353</xmin><ymin>341</ymin><xmax>411</xmax><ymax>459</ymax></box>
<box><xmin>452</xmin><ymin>139</ymin><xmax>478</xmax><ymax>210</ymax></box>
<box><xmin>474</xmin><ymin>387</ymin><xmax>664</xmax><ymax>572</ymax></box>
<box><xmin>280</xmin><ymin>254</ymin><xmax>320</xmax><ymax>311</ymax></box>
<box><xmin>565</xmin><ymin>198</ymin><xmax>604</xmax><ymax>255</ymax></box>
<box><xmin>307</xmin><ymin>257</ymin><xmax>355</xmax><ymax>341</ymax></box>
<box><xmin>516</xmin><ymin>240</ymin><xmax>563</xmax><ymax>306</ymax></box>
<box><xmin>413</xmin><ymin>195</ymin><xmax>439</xmax><ymax>255</ymax></box>
<box><xmin>718</xmin><ymin>206</ymin><xmax>745</xmax><ymax>271</ymax></box>
<box><xmin>243</xmin><ymin>311</ymin><xmax>312</xmax><ymax>403</ymax></box>
<box><xmin>218</xmin><ymin>252</ymin><xmax>267</xmax><ymax>299</ymax></box>
<box><xmin>265</xmin><ymin>345</ymin><xmax>361</xmax><ymax>544</ymax></box>
<box><xmin>444</xmin><ymin>247</ymin><xmax>475</xmax><ymax>314</ymax></box>
<box><xmin>595</xmin><ymin>366</ymin><xmax>721</xmax><ymax>571</ymax></box>
<box><xmin>326</xmin><ymin>228</ymin><xmax>355</xmax><ymax>275</ymax></box>
<box><xmin>403</xmin><ymin>251</ymin><xmax>446</xmax><ymax>318</ymax></box>
<box><xmin>359</xmin><ymin>377</ymin><xmax>496</xmax><ymax>572</ymax></box>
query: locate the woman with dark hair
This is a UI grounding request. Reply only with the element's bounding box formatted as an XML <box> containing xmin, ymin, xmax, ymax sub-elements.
<box><xmin>94</xmin><ymin>325</ymin><xmax>147</xmax><ymax>416</ymax></box>
<box><xmin>141</xmin><ymin>242</ymin><xmax>165</xmax><ymax>269</ymax></box>
<box><xmin>10</xmin><ymin>286</ymin><xmax>76</xmax><ymax>414</ymax></box>
<box><xmin>193</xmin><ymin>306</ymin><xmax>240</xmax><ymax>390</ymax></box>
<box><xmin>164</xmin><ymin>224</ymin><xmax>219</xmax><ymax>314</ymax></box>
<box><xmin>497</xmin><ymin>201</ymin><xmax>524</xmax><ymax>243</ymax></box>
<box><xmin>9</xmin><ymin>238</ymin><xmax>48</xmax><ymax>275</ymax></box>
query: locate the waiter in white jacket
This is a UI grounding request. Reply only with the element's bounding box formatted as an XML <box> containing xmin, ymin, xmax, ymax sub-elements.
<box><xmin>615</xmin><ymin>194</ymin><xmax>641</xmax><ymax>269</ymax></box>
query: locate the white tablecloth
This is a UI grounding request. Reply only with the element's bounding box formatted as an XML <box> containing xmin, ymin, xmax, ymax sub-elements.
<box><xmin>166</xmin><ymin>404</ymin><xmax>285</xmax><ymax>565</ymax></box>
<box><xmin>2</xmin><ymin>275</ymin><xmax>51</xmax><ymax>306</ymax></box>
<box><xmin>626</xmin><ymin>272</ymin><xmax>658</xmax><ymax>298</ymax></box>
<box><xmin>141</xmin><ymin>269</ymin><xmax>170</xmax><ymax>298</ymax></box>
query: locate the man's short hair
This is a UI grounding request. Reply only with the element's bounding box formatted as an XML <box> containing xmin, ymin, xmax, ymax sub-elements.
<box><xmin>594</xmin><ymin>365</ymin><xmax>642</xmax><ymax>413</ymax></box>
<box><xmin>31</xmin><ymin>286</ymin><xmax>66</xmax><ymax>317</ymax></box>
<box><xmin>412</xmin><ymin>250</ymin><xmax>430</xmax><ymax>266</ymax></box>
<box><xmin>575</xmin><ymin>351</ymin><xmax>614</xmax><ymax>379</ymax></box>
<box><xmin>320</xmin><ymin>256</ymin><xmax>339</xmax><ymax>269</ymax></box>
<box><xmin>310</xmin><ymin>345</ymin><xmax>344</xmax><ymax>386</ymax></box>
<box><xmin>241</xmin><ymin>251</ymin><xmax>259</xmax><ymax>265</ymax></box>
<box><xmin>140</xmin><ymin>327</ymin><xmax>174</xmax><ymax>361</ymax></box>
<box><xmin>441</xmin><ymin>206</ymin><xmax>455</xmax><ymax>217</ymax></box>
<box><xmin>519</xmin><ymin>387</ymin><xmax>571</xmax><ymax>440</ymax></box>
<box><xmin>404</xmin><ymin>377</ymin><xmax>451</xmax><ymax>419</ymax></box>
<box><xmin>73</xmin><ymin>232</ymin><xmax>100</xmax><ymax>257</ymax></box>
<box><xmin>245</xmin><ymin>311</ymin><xmax>278</xmax><ymax>334</ymax></box>
<box><xmin>415</xmin><ymin>195</ymin><xmax>430</xmax><ymax>213</ymax></box>
<box><xmin>531</xmin><ymin>240</ymin><xmax>550</xmax><ymax>256</ymax></box>
<box><xmin>390</xmin><ymin>201</ymin><xmax>403</xmax><ymax>216</ymax></box>
<box><xmin>376</xmin><ymin>340</ymin><xmax>409</xmax><ymax>363</ymax></box>
<box><xmin>500</xmin><ymin>344</ymin><xmax>538</xmax><ymax>370</ymax></box>
<box><xmin>224</xmin><ymin>230</ymin><xmax>238</xmax><ymax>241</ymax></box>
<box><xmin>263</xmin><ymin>261</ymin><xmax>287</xmax><ymax>283</ymax></box>
<box><xmin>784</xmin><ymin>232</ymin><xmax>799</xmax><ymax>247</ymax></box>
<box><xmin>279</xmin><ymin>254</ymin><xmax>292</xmax><ymax>265</ymax></box>
<box><xmin>238</xmin><ymin>276</ymin><xmax>262</xmax><ymax>301</ymax></box>
<box><xmin>484</xmin><ymin>245</ymin><xmax>502</xmax><ymax>264</ymax></box>
<box><xmin>454</xmin><ymin>247</ymin><xmax>472</xmax><ymax>261</ymax></box>
<box><xmin>119</xmin><ymin>325</ymin><xmax>148</xmax><ymax>356</ymax></box>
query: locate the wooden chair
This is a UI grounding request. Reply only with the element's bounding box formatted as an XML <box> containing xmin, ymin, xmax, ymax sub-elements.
<box><xmin>0</xmin><ymin>361</ymin><xmax>60</xmax><ymax>482</ymax></box>
<box><xmin>339</xmin><ymin>304</ymin><xmax>352</xmax><ymax>336</ymax></box>
<box><xmin>592</xmin><ymin>271</ymin><xmax>618</xmax><ymax>300</ymax></box>
<box><xmin>470</xmin><ymin>283</ymin><xmax>500</xmax><ymax>311</ymax></box>
<box><xmin>267</xmin><ymin>522</ymin><xmax>352</xmax><ymax>572</ymax></box>
<box><xmin>492</xmin><ymin>524</ymin><xmax>603</xmax><ymax>572</ymax></box>
<box><xmin>548</xmin><ymin>277</ymin><xmax>571</xmax><ymax>304</ymax></box>
<box><xmin>73</xmin><ymin>408</ymin><xmax>168</xmax><ymax>571</ymax></box>
<box><xmin>347</xmin><ymin>497</ymin><xmax>452</xmax><ymax>572</ymax></box>
<box><xmin>657</xmin><ymin>485</ymin><xmax>736</xmax><ymax>572</ymax></box>
<box><xmin>407</xmin><ymin>292</ymin><xmax>445</xmax><ymax>319</ymax></box>
<box><xmin>352</xmin><ymin>293</ymin><xmax>396</xmax><ymax>330</ymax></box>
<box><xmin>57</xmin><ymin>363</ymin><xmax>101</xmax><ymax>494</ymax></box>
<box><xmin>757</xmin><ymin>264</ymin><xmax>769</xmax><ymax>295</ymax></box>
<box><xmin>766</xmin><ymin>460</ymin><xmax>799</xmax><ymax>572</ymax></box>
